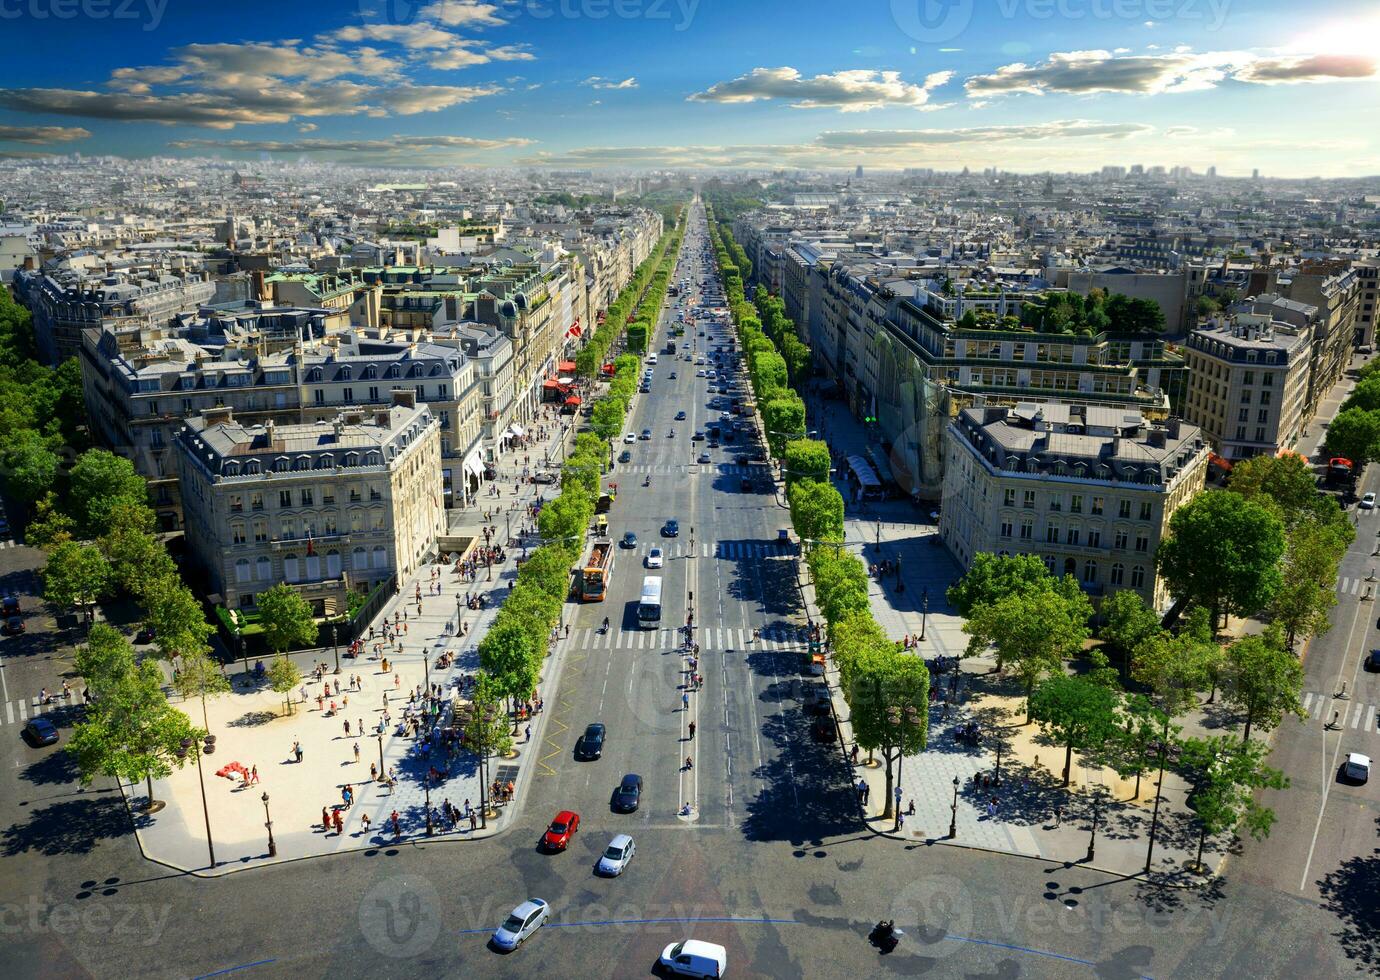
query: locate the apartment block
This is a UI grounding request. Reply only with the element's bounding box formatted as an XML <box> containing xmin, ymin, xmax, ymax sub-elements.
<box><xmin>941</xmin><ymin>403</ymin><xmax>1208</xmax><ymax>611</ymax></box>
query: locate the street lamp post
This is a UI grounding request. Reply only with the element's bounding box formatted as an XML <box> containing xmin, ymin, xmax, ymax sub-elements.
<box><xmin>1143</xmin><ymin>721</ymin><xmax>1174</xmax><ymax>876</ymax></box>
<box><xmin>920</xmin><ymin>589</ymin><xmax>929</xmax><ymax>642</ymax></box>
<box><xmin>424</xmin><ymin>782</ymin><xmax>434</xmax><ymax>836</ymax></box>
<box><xmin>375</xmin><ymin>730</ymin><xmax>385</xmax><ymax>776</ymax></box>
<box><xmin>1086</xmin><ymin>789</ymin><xmax>1104</xmax><ymax>863</ymax></box>
<box><xmin>949</xmin><ymin>776</ymin><xmax>960</xmax><ymax>839</ymax></box>
<box><xmin>331</xmin><ymin>621</ymin><xmax>340</xmax><ymax>675</ymax></box>
<box><xmin>887</xmin><ymin>705</ymin><xmax>920</xmax><ymax>832</ymax></box>
<box><xmin>177</xmin><ymin>733</ymin><xmax>217</xmax><ymax>869</ymax></box>
<box><xmin>262</xmin><ymin>791</ymin><xmax>277</xmax><ymax>857</ymax></box>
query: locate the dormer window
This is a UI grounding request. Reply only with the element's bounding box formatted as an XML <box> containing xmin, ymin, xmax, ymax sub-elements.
<box><xmin>274</xmin><ymin>456</ymin><xmax>289</xmax><ymax>473</ymax></box>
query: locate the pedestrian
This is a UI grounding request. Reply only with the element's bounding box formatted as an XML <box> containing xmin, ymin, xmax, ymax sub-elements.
<box><xmin>322</xmin><ymin>806</ymin><xmax>331</xmax><ymax>831</ymax></box>
<box><xmin>343</xmin><ymin>719</ymin><xmax>351</xmax><ymax>737</ymax></box>
<box><xmin>358</xmin><ymin>718</ymin><xmax>364</xmax><ymax>737</ymax></box>
<box><xmin>250</xmin><ymin>765</ymin><xmax>260</xmax><ymax>785</ymax></box>
<box><xmin>294</xmin><ymin>740</ymin><xmax>304</xmax><ymax>764</ymax></box>
<box><xmin>682</xmin><ymin>692</ymin><xmax>690</xmax><ymax>710</ymax></box>
<box><xmin>370</xmin><ymin>761</ymin><xmax>378</xmax><ymax>782</ymax></box>
<box><xmin>524</xmin><ymin>724</ymin><xmax>531</xmax><ymax>743</ymax></box>
<box><xmin>469</xmin><ymin>811</ymin><xmax>478</xmax><ymax>832</ymax></box>
<box><xmin>907</xmin><ymin>799</ymin><xmax>915</xmax><ymax>816</ymax></box>
<box><xmin>688</xmin><ymin>721</ymin><xmax>696</xmax><ymax>740</ymax></box>
<box><xmin>863</xmin><ymin>782</ymin><xmax>871</xmax><ymax>805</ymax></box>
<box><xmin>333</xmin><ymin>809</ymin><xmax>344</xmax><ymax>835</ymax></box>
<box><xmin>361</xmin><ymin>813</ymin><xmax>371</xmax><ymax>833</ymax></box>
<box><xmin>685</xmin><ymin>755</ymin><xmax>693</xmax><ymax>770</ymax></box>
<box><xmin>391</xmin><ymin>809</ymin><xmax>401</xmax><ymax>839</ymax></box>
<box><xmin>1053</xmin><ymin>803</ymin><xmax>1063</xmax><ymax>828</ymax></box>
<box><xmin>353</xmin><ymin>742</ymin><xmax>361</xmax><ymax>763</ymax></box>
<box><xmin>850</xmin><ymin>744</ymin><xmax>860</xmax><ymax>764</ymax></box>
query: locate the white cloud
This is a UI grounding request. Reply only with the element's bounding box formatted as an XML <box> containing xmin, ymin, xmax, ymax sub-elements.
<box><xmin>169</xmin><ymin>134</ymin><xmax>533</xmax><ymax>153</ymax></box>
<box><xmin>0</xmin><ymin>124</ymin><xmax>91</xmax><ymax>144</ymax></box>
<box><xmin>421</xmin><ymin>0</ymin><xmax>508</xmax><ymax>28</ymax></box>
<box><xmin>965</xmin><ymin>48</ymin><xmax>1377</xmax><ymax>99</ymax></box>
<box><xmin>581</xmin><ymin>76</ymin><xmax>638</xmax><ymax>90</ymax></box>
<box><xmin>688</xmin><ymin>66</ymin><xmax>952</xmax><ymax>111</ymax></box>
<box><xmin>815</xmin><ymin>120</ymin><xmax>1154</xmax><ymax>149</ymax></box>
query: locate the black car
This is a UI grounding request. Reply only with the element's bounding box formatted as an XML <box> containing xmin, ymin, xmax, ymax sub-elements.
<box><xmin>577</xmin><ymin>723</ymin><xmax>606</xmax><ymax>760</ymax></box>
<box><xmin>612</xmin><ymin>773</ymin><xmax>643</xmax><ymax>813</ymax></box>
<box><xmin>1</xmin><ymin>594</ymin><xmax>18</xmax><ymax>615</ymax></box>
<box><xmin>619</xmin><ymin>450</ymin><xmax>632</xmax><ymax>463</ymax></box>
<box><xmin>621</xmin><ymin>532</ymin><xmax>637</xmax><ymax>549</ymax></box>
<box><xmin>4</xmin><ymin>615</ymin><xmax>24</xmax><ymax>635</ymax></box>
<box><xmin>135</xmin><ymin>626</ymin><xmax>157</xmax><ymax>644</ymax></box>
<box><xmin>23</xmin><ymin>718</ymin><xmax>59</xmax><ymax>746</ymax></box>
<box><xmin>662</xmin><ymin>520</ymin><xmax>679</xmax><ymax>538</ymax></box>
<box><xmin>692</xmin><ymin>431</ymin><xmax>704</xmax><ymax>441</ymax></box>
<box><xmin>1367</xmin><ymin>649</ymin><xmax>1380</xmax><ymax>671</ymax></box>
<box><xmin>810</xmin><ymin>717</ymin><xmax>836</xmax><ymax>743</ymax></box>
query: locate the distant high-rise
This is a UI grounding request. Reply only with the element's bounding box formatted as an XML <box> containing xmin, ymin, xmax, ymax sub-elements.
<box><xmin>855</xmin><ymin>164</ymin><xmax>864</xmax><ymax>178</ymax></box>
<box><xmin>1252</xmin><ymin>168</ymin><xmax>1261</xmax><ymax>180</ymax></box>
<box><xmin>1206</xmin><ymin>166</ymin><xmax>1217</xmax><ymax>178</ymax></box>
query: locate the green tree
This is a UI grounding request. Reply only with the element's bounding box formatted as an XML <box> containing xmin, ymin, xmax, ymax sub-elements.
<box><xmin>23</xmin><ymin>491</ymin><xmax>74</xmax><ymax>547</ymax></box>
<box><xmin>256</xmin><ymin>583</ymin><xmax>318</xmax><ymax>654</ymax></box>
<box><xmin>787</xmin><ymin>479</ymin><xmax>845</xmax><ymax>546</ymax></box>
<box><xmin>74</xmin><ymin>623</ymin><xmax>137</xmax><ymax>699</ymax></box>
<box><xmin>2</xmin><ymin>428</ymin><xmax>59</xmax><ymax>504</ymax></box>
<box><xmin>67</xmin><ymin>658</ymin><xmax>200</xmax><ymax>811</ymax></box>
<box><xmin>1107</xmin><ymin>693</ymin><xmax>1172</xmax><ymax>800</ymax></box>
<box><xmin>101</xmin><ymin>519</ymin><xmax>176</xmax><ymax>600</ymax></box>
<box><xmin>478</xmin><ymin>619</ymin><xmax>539</xmax><ymax>728</ymax></box>
<box><xmin>844</xmin><ymin>646</ymin><xmax>929</xmax><ymax>819</ymax></box>
<box><xmin>1099</xmin><ymin>589</ymin><xmax>1161</xmax><ymax>678</ymax></box>
<box><xmin>516</xmin><ymin>545</ymin><xmax>577</xmax><ymax>602</ymax></box>
<box><xmin>783</xmin><ymin>438</ymin><xmax>831</xmax><ymax>486</ymax></box>
<box><xmin>463</xmin><ymin>672</ymin><xmax>513</xmax><ymax>774</ymax></box>
<box><xmin>1156</xmin><ymin>489</ymin><xmax>1286</xmax><ymax>630</ymax></box>
<box><xmin>946</xmin><ymin>552</ymin><xmax>1051</xmax><ymax>617</ymax></box>
<box><xmin>266</xmin><ymin>653</ymin><xmax>302</xmax><ymax>715</ymax></box>
<box><xmin>761</xmin><ymin>396</ymin><xmax>806</xmax><ymax>457</ymax></box>
<box><xmin>42</xmin><ymin>541</ymin><xmax>112</xmax><ymax>621</ymax></box>
<box><xmin>964</xmin><ymin>579</ymin><xmax>1093</xmax><ymax>716</ymax></box>
<box><xmin>143</xmin><ymin>576</ymin><xmax>216</xmax><ymax>662</ymax></box>
<box><xmin>1220</xmin><ymin>634</ymin><xmax>1305</xmax><ymax>742</ymax></box>
<box><xmin>1324</xmin><ymin>406</ymin><xmax>1380</xmax><ymax>466</ymax></box>
<box><xmin>69</xmin><ymin>449</ymin><xmax>148</xmax><ymax>536</ymax></box>
<box><xmin>172</xmin><ymin>650</ymin><xmax>230</xmax><ymax>729</ymax></box>
<box><xmin>1269</xmin><ymin>515</ymin><xmax>1348</xmax><ymax>650</ymax></box>
<box><xmin>1342</xmin><ymin>375</ymin><xmax>1380</xmax><ymax>414</ymax></box>
<box><xmin>1228</xmin><ymin>452</ymin><xmax>1327</xmax><ymax>525</ymax></box>
<box><xmin>1179</xmin><ymin>735</ymin><xmax>1288</xmax><ymax>870</ymax></box>
<box><xmin>1028</xmin><ymin>674</ymin><xmax>1122</xmax><ymax>786</ymax></box>
<box><xmin>589</xmin><ymin>399</ymin><xmax>625</xmax><ymax>442</ymax></box>
<box><xmin>1131</xmin><ymin>608</ymin><xmax>1215</xmax><ymax>717</ymax></box>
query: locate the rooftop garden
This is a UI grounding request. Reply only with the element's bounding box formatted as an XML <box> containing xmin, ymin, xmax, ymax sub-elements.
<box><xmin>955</xmin><ymin>288</ymin><xmax>1165</xmax><ymax>337</ymax></box>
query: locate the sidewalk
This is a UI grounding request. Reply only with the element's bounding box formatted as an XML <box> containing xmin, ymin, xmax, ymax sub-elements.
<box><xmin>123</xmin><ymin>417</ymin><xmax>582</xmax><ymax>875</ymax></box>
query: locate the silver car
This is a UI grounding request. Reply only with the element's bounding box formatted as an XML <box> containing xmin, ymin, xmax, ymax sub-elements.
<box><xmin>492</xmin><ymin>898</ymin><xmax>550</xmax><ymax>951</ymax></box>
<box><xmin>596</xmin><ymin>834</ymin><xmax>635</xmax><ymax>876</ymax></box>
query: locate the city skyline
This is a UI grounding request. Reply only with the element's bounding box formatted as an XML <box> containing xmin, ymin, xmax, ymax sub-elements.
<box><xmin>0</xmin><ymin>0</ymin><xmax>1376</xmax><ymax>175</ymax></box>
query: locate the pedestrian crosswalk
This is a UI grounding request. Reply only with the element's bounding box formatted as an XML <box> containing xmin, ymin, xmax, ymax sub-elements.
<box><xmin>568</xmin><ymin>625</ymin><xmax>806</xmax><ymax>653</ymax></box>
<box><xmin>0</xmin><ymin>540</ymin><xmax>17</xmax><ymax>549</ymax></box>
<box><xmin>614</xmin><ymin>463</ymin><xmax>764</xmax><ymax>476</ymax></box>
<box><xmin>0</xmin><ymin>689</ymin><xmax>84</xmax><ymax>726</ymax></box>
<box><xmin>1299</xmin><ymin>691</ymin><xmax>1379</xmax><ymax>731</ymax></box>
<box><xmin>629</xmin><ymin>541</ymin><xmax>794</xmax><ymax>561</ymax></box>
<box><xmin>1336</xmin><ymin>576</ymin><xmax>1370</xmax><ymax>596</ymax></box>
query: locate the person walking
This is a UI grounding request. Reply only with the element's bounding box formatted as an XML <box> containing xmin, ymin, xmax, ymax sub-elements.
<box><xmin>684</xmin><ymin>755</ymin><xmax>693</xmax><ymax>770</ymax></box>
<box><xmin>294</xmin><ymin>740</ymin><xmax>304</xmax><ymax>764</ymax></box>
<box><xmin>249</xmin><ymin>765</ymin><xmax>260</xmax><ymax>785</ymax></box>
<box><xmin>343</xmin><ymin>719</ymin><xmax>351</xmax><ymax>738</ymax></box>
<box><xmin>391</xmin><ymin>810</ymin><xmax>401</xmax><ymax>839</ymax></box>
<box><xmin>332</xmin><ymin>809</ymin><xmax>344</xmax><ymax>836</ymax></box>
<box><xmin>322</xmin><ymin>806</ymin><xmax>331</xmax><ymax>831</ymax></box>
<box><xmin>353</xmin><ymin>742</ymin><xmax>361</xmax><ymax>763</ymax></box>
<box><xmin>682</xmin><ymin>692</ymin><xmax>690</xmax><ymax>710</ymax></box>
<box><xmin>1053</xmin><ymin>803</ymin><xmax>1063</xmax><ymax>828</ymax></box>
<box><xmin>361</xmin><ymin>813</ymin><xmax>371</xmax><ymax>834</ymax></box>
<box><xmin>688</xmin><ymin>721</ymin><xmax>696</xmax><ymax>741</ymax></box>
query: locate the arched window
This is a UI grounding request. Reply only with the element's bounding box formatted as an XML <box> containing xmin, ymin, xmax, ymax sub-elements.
<box><xmin>1110</xmin><ymin>563</ymin><xmax>1125</xmax><ymax>585</ymax></box>
<box><xmin>326</xmin><ymin>549</ymin><xmax>341</xmax><ymax>578</ymax></box>
<box><xmin>351</xmin><ymin>546</ymin><xmax>367</xmax><ymax>570</ymax></box>
<box><xmin>255</xmin><ymin>556</ymin><xmax>271</xmax><ymax>581</ymax></box>
<box><xmin>234</xmin><ymin>558</ymin><xmax>251</xmax><ymax>584</ymax></box>
<box><xmin>371</xmin><ymin>545</ymin><xmax>388</xmax><ymax>569</ymax></box>
<box><xmin>283</xmin><ymin>554</ymin><xmax>300</xmax><ymax>582</ymax></box>
<box><xmin>1130</xmin><ymin>566</ymin><xmax>1146</xmax><ymax>588</ymax></box>
<box><xmin>1083</xmin><ymin>560</ymin><xmax>1097</xmax><ymax>583</ymax></box>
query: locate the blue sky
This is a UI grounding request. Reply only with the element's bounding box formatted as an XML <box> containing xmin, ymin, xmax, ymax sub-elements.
<box><xmin>0</xmin><ymin>0</ymin><xmax>1375</xmax><ymax>175</ymax></box>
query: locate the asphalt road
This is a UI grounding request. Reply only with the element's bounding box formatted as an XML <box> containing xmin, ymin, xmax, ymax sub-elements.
<box><xmin>0</xmin><ymin>202</ymin><xmax>1376</xmax><ymax>979</ymax></box>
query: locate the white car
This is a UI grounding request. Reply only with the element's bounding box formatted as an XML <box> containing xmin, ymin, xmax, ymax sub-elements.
<box><xmin>624</xmin><ymin>433</ymin><xmax>637</xmax><ymax>444</ymax></box>
<box><xmin>1343</xmin><ymin>752</ymin><xmax>1371</xmax><ymax>783</ymax></box>
<box><xmin>646</xmin><ymin>548</ymin><xmax>664</xmax><ymax>569</ymax></box>
<box><xmin>659</xmin><ymin>939</ymin><xmax>727</xmax><ymax>978</ymax></box>
<box><xmin>1363</xmin><ymin>492</ymin><xmax>1376</xmax><ymax>510</ymax></box>
<box><xmin>596</xmin><ymin>833</ymin><xmax>636</xmax><ymax>876</ymax></box>
<box><xmin>492</xmin><ymin>898</ymin><xmax>549</xmax><ymax>951</ymax></box>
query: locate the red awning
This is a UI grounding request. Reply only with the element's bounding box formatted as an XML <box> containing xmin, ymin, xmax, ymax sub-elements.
<box><xmin>601</xmin><ymin>363</ymin><xmax>616</xmax><ymax>376</ymax></box>
<box><xmin>568</xmin><ymin>325</ymin><xmax>582</xmax><ymax>338</ymax></box>
<box><xmin>558</xmin><ymin>360</ymin><xmax>577</xmax><ymax>374</ymax></box>
<box><xmin>542</xmin><ymin>379</ymin><xmax>563</xmax><ymax>390</ymax></box>
<box><xmin>1208</xmin><ymin>452</ymin><xmax>1233</xmax><ymax>472</ymax></box>
<box><xmin>564</xmin><ymin>395</ymin><xmax>582</xmax><ymax>406</ymax></box>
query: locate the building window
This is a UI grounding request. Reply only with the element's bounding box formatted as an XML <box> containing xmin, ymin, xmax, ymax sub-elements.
<box><xmin>1067</xmin><ymin>528</ymin><xmax>1080</xmax><ymax>546</ymax></box>
<box><xmin>1110</xmin><ymin>563</ymin><xmax>1125</xmax><ymax>585</ymax></box>
<box><xmin>343</xmin><ymin>387</ymin><xmax>353</xmax><ymax>402</ymax></box>
<box><xmin>314</xmin><ymin>389</ymin><xmax>324</xmax><ymax>405</ymax></box>
<box><xmin>251</xmin><ymin>492</ymin><xmax>264</xmax><ymax>511</ymax></box>
<box><xmin>1259</xmin><ymin>389</ymin><xmax>1271</xmax><ymax>406</ymax></box>
<box><xmin>1135</xmin><ymin>534</ymin><xmax>1149</xmax><ymax>553</ymax></box>
<box><xmin>1114</xmin><ymin>530</ymin><xmax>1128</xmax><ymax>550</ymax></box>
<box><xmin>1023</xmin><ymin>490</ymin><xmax>1036</xmax><ymax>509</ymax></box>
<box><xmin>1236</xmin><ymin>426</ymin><xmax>1247</xmax><ymax>440</ymax></box>
<box><xmin>235</xmin><ymin>559</ymin><xmax>251</xmax><ymax>584</ymax></box>
<box><xmin>253</xmin><ymin>520</ymin><xmax>267</xmax><ymax>543</ymax></box>
<box><xmin>1242</xmin><ymin>371</ymin><xmax>1254</xmax><ymax>385</ymax></box>
<box><xmin>1118</xmin><ymin>500</ymin><xmax>1131</xmax><ymax>519</ymax></box>
<box><xmin>1130</xmin><ymin>566</ymin><xmax>1146</xmax><ymax>588</ymax></box>
<box><xmin>1000</xmin><ymin>520</ymin><xmax>1013</xmax><ymax>538</ymax></box>
<box><xmin>1020</xmin><ymin>519</ymin><xmax>1034</xmax><ymax>540</ymax></box>
<box><xmin>1083</xmin><ymin>561</ymin><xmax>1097</xmax><ymax>583</ymax></box>
<box><xmin>279</xmin><ymin>490</ymin><xmax>292</xmax><ymax>508</ymax></box>
<box><xmin>1087</xmin><ymin>529</ymin><xmax>1101</xmax><ymax>548</ymax></box>
<box><xmin>350</xmin><ymin>511</ymin><xmax>364</xmax><ymax>532</ymax></box>
<box><xmin>1255</xmin><ymin>427</ymin><xmax>1266</xmax><ymax>442</ymax></box>
<box><xmin>229</xmin><ymin>494</ymin><xmax>243</xmax><ymax>513</ymax></box>
<box><xmin>1046</xmin><ymin>524</ymin><xmax>1060</xmax><ymax>544</ymax></box>
<box><xmin>1261</xmin><ymin>372</ymin><xmax>1274</xmax><ymax>387</ymax></box>
<box><xmin>231</xmin><ymin>523</ymin><xmax>246</xmax><ymax>545</ymax></box>
<box><xmin>323</xmin><ymin>489</ymin><xmax>335</xmax><ymax>505</ymax></box>
<box><xmin>1091</xmin><ymin>496</ymin><xmax>1104</xmax><ymax>516</ymax></box>
<box><xmin>1070</xmin><ymin>495</ymin><xmax>1083</xmax><ymax>514</ymax></box>
<box><xmin>1049</xmin><ymin>496</ymin><xmax>1062</xmax><ymax>512</ymax></box>
<box><xmin>300</xmin><ymin>489</ymin><xmax>314</xmax><ymax>506</ymax></box>
<box><xmin>1238</xmin><ymin>408</ymin><xmax>1249</xmax><ymax>423</ymax></box>
<box><xmin>1003</xmin><ymin>489</ymin><xmax>1016</xmax><ymax>507</ymax></box>
<box><xmin>1139</xmin><ymin>502</ymin><xmax>1152</xmax><ymax>521</ymax></box>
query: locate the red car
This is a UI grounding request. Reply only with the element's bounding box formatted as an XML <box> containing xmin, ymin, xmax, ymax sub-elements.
<box><xmin>541</xmin><ymin>810</ymin><xmax>580</xmax><ymax>852</ymax></box>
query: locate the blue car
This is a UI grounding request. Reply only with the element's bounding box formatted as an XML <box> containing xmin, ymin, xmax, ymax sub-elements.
<box><xmin>662</xmin><ymin>520</ymin><xmax>679</xmax><ymax>538</ymax></box>
<box><xmin>23</xmin><ymin>718</ymin><xmax>59</xmax><ymax>746</ymax></box>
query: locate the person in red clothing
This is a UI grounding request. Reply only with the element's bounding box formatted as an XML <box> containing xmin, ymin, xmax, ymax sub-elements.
<box><xmin>391</xmin><ymin>809</ymin><xmax>401</xmax><ymax>839</ymax></box>
<box><xmin>332</xmin><ymin>809</ymin><xmax>343</xmax><ymax>836</ymax></box>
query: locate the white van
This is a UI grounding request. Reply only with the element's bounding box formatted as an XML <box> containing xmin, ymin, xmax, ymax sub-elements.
<box><xmin>648</xmin><ymin>353</ymin><xmax>658</xmax><ymax>365</ymax></box>
<box><xmin>659</xmin><ymin>940</ymin><xmax>726</xmax><ymax>978</ymax></box>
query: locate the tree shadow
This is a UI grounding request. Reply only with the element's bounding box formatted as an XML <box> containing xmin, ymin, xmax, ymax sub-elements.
<box><xmin>0</xmin><ymin>793</ymin><xmax>131</xmax><ymax>857</ymax></box>
<box><xmin>1317</xmin><ymin>816</ymin><xmax>1380</xmax><ymax>968</ymax></box>
<box><xmin>226</xmin><ymin>710</ymin><xmax>279</xmax><ymax>728</ymax></box>
<box><xmin>16</xmin><ymin>747</ymin><xmax>80</xmax><ymax>786</ymax></box>
<box><xmin>741</xmin><ymin>704</ymin><xmax>858</xmax><ymax>843</ymax></box>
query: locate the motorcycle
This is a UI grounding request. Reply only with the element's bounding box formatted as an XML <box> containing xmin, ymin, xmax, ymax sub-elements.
<box><xmin>868</xmin><ymin>921</ymin><xmax>903</xmax><ymax>953</ymax></box>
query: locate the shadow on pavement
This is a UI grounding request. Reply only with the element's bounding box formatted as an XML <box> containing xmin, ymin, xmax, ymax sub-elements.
<box><xmin>1</xmin><ymin>792</ymin><xmax>131</xmax><ymax>858</ymax></box>
<box><xmin>1316</xmin><ymin>816</ymin><xmax>1380</xmax><ymax>969</ymax></box>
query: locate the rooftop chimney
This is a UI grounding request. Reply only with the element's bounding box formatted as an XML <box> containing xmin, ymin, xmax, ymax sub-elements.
<box><xmin>391</xmin><ymin>388</ymin><xmax>417</xmax><ymax>409</ymax></box>
<box><xmin>204</xmin><ymin>406</ymin><xmax>233</xmax><ymax>427</ymax></box>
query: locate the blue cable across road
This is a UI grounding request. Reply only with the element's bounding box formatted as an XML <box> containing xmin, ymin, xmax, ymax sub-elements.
<box><xmin>945</xmin><ymin>935</ymin><xmax>1154</xmax><ymax>980</ymax></box>
<box><xmin>456</xmin><ymin>915</ymin><xmax>797</xmax><ymax>934</ymax></box>
<box><xmin>191</xmin><ymin>959</ymin><xmax>277</xmax><ymax>980</ymax></box>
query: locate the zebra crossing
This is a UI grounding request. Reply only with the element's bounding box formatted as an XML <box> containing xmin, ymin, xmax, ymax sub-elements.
<box><xmin>0</xmin><ymin>690</ymin><xmax>84</xmax><ymax>727</ymax></box>
<box><xmin>615</xmin><ymin>463</ymin><xmax>764</xmax><ymax>476</ymax></box>
<box><xmin>628</xmin><ymin>541</ymin><xmax>794</xmax><ymax>561</ymax></box>
<box><xmin>0</xmin><ymin>540</ymin><xmax>17</xmax><ymax>550</ymax></box>
<box><xmin>569</xmin><ymin>624</ymin><xmax>806</xmax><ymax>652</ymax></box>
<box><xmin>1299</xmin><ymin>691</ymin><xmax>1379</xmax><ymax>731</ymax></box>
<box><xmin>1336</xmin><ymin>576</ymin><xmax>1370</xmax><ymax>596</ymax></box>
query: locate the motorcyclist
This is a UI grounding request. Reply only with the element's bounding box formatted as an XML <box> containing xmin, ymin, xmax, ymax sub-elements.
<box><xmin>602</xmin><ymin>616</ymin><xmax>610</xmax><ymax>632</ymax></box>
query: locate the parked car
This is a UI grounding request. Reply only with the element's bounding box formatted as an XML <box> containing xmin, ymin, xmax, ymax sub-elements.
<box><xmin>491</xmin><ymin>898</ymin><xmax>550</xmax><ymax>951</ymax></box>
<box><xmin>611</xmin><ymin>773</ymin><xmax>643</xmax><ymax>813</ymax></box>
<box><xmin>698</xmin><ymin>452</ymin><xmax>711</xmax><ymax>464</ymax></box>
<box><xmin>1</xmin><ymin>595</ymin><xmax>19</xmax><ymax>615</ymax></box>
<box><xmin>1363</xmin><ymin>492</ymin><xmax>1376</xmax><ymax>510</ymax></box>
<box><xmin>532</xmin><ymin>471</ymin><xmax>557</xmax><ymax>484</ymax></box>
<box><xmin>811</xmin><ymin>716</ymin><xmax>837</xmax><ymax>742</ymax></box>
<box><xmin>22</xmin><ymin>717</ymin><xmax>59</xmax><ymax>746</ymax></box>
<box><xmin>540</xmin><ymin>811</ymin><xmax>581</xmax><ymax>851</ymax></box>
<box><xmin>577</xmin><ymin>723</ymin><xmax>606</xmax><ymax>760</ymax></box>
<box><xmin>596</xmin><ymin>834</ymin><xmax>636</xmax><ymax>876</ymax></box>
<box><xmin>659</xmin><ymin>940</ymin><xmax>728</xmax><ymax>979</ymax></box>
<box><xmin>624</xmin><ymin>433</ymin><xmax>637</xmax><ymax>443</ymax></box>
<box><xmin>1342</xmin><ymin>753</ymin><xmax>1371</xmax><ymax>784</ymax></box>
<box><xmin>135</xmin><ymin>626</ymin><xmax>156</xmax><ymax>645</ymax></box>
<box><xmin>1366</xmin><ymin>649</ymin><xmax>1380</xmax><ymax>671</ymax></box>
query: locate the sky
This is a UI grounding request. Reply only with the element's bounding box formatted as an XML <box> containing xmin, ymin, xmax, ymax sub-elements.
<box><xmin>0</xmin><ymin>0</ymin><xmax>1376</xmax><ymax>176</ymax></box>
